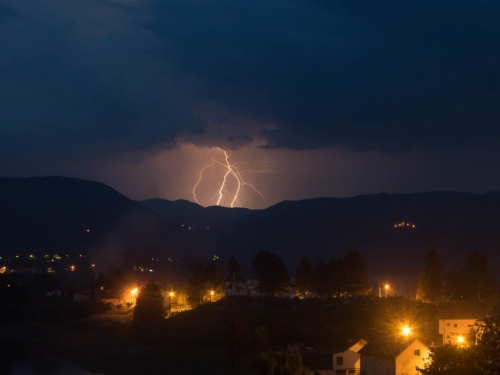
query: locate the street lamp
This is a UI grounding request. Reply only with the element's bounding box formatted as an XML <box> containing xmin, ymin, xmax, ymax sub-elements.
<box><xmin>168</xmin><ymin>291</ymin><xmax>175</xmax><ymax>317</ymax></box>
<box><xmin>378</xmin><ymin>282</ymin><xmax>390</xmax><ymax>298</ymax></box>
<box><xmin>210</xmin><ymin>290</ymin><xmax>214</xmax><ymax>302</ymax></box>
<box><xmin>402</xmin><ymin>326</ymin><xmax>412</xmax><ymax>337</ymax></box>
<box><xmin>384</xmin><ymin>284</ymin><xmax>390</xmax><ymax>298</ymax></box>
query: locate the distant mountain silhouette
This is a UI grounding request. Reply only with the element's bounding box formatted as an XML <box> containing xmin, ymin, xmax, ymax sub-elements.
<box><xmin>2</xmin><ymin>177</ymin><xmax>500</xmax><ymax>296</ymax></box>
<box><xmin>140</xmin><ymin>198</ymin><xmax>255</xmax><ymax>223</ymax></box>
<box><xmin>204</xmin><ymin>192</ymin><xmax>500</xmax><ymax>294</ymax></box>
<box><xmin>0</xmin><ymin>177</ymin><xmax>198</xmax><ymax>266</ymax></box>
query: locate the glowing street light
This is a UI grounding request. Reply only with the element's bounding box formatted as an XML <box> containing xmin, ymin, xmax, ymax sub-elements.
<box><xmin>379</xmin><ymin>282</ymin><xmax>390</xmax><ymax>298</ymax></box>
<box><xmin>384</xmin><ymin>284</ymin><xmax>390</xmax><ymax>298</ymax></box>
<box><xmin>169</xmin><ymin>291</ymin><xmax>175</xmax><ymax>297</ymax></box>
<box><xmin>210</xmin><ymin>290</ymin><xmax>214</xmax><ymax>302</ymax></box>
<box><xmin>457</xmin><ymin>335</ymin><xmax>465</xmax><ymax>346</ymax></box>
<box><xmin>131</xmin><ymin>288</ymin><xmax>139</xmax><ymax>296</ymax></box>
<box><xmin>402</xmin><ymin>326</ymin><xmax>412</xmax><ymax>337</ymax></box>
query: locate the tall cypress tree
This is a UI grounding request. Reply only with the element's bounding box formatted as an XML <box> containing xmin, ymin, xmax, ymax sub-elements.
<box><xmin>416</xmin><ymin>250</ymin><xmax>442</xmax><ymax>303</ymax></box>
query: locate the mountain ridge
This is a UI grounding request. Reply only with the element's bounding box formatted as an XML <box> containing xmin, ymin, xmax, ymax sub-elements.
<box><xmin>2</xmin><ymin>176</ymin><xmax>500</xmax><ymax>296</ymax></box>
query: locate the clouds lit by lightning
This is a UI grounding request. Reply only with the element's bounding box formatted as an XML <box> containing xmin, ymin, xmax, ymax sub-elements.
<box><xmin>192</xmin><ymin>148</ymin><xmax>270</xmax><ymax>208</ymax></box>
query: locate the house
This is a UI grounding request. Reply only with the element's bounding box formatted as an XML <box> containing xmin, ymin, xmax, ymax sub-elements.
<box><xmin>332</xmin><ymin>339</ymin><xmax>367</xmax><ymax>375</ymax></box>
<box><xmin>438</xmin><ymin>301</ymin><xmax>487</xmax><ymax>345</ymax></box>
<box><xmin>360</xmin><ymin>338</ymin><xmax>430</xmax><ymax>375</ymax></box>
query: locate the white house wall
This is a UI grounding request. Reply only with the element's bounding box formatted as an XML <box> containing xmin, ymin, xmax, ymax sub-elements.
<box><xmin>438</xmin><ymin>319</ymin><xmax>476</xmax><ymax>344</ymax></box>
<box><xmin>395</xmin><ymin>340</ymin><xmax>430</xmax><ymax>375</ymax></box>
<box><xmin>333</xmin><ymin>349</ymin><xmax>360</xmax><ymax>374</ymax></box>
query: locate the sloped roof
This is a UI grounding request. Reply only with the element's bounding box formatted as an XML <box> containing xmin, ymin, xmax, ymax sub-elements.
<box><xmin>438</xmin><ymin>301</ymin><xmax>487</xmax><ymax>320</ymax></box>
<box><xmin>348</xmin><ymin>338</ymin><xmax>368</xmax><ymax>353</ymax></box>
<box><xmin>359</xmin><ymin>338</ymin><xmax>426</xmax><ymax>360</ymax></box>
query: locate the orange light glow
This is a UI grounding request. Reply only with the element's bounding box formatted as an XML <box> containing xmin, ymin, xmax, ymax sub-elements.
<box><xmin>131</xmin><ymin>288</ymin><xmax>139</xmax><ymax>296</ymax></box>
<box><xmin>402</xmin><ymin>326</ymin><xmax>412</xmax><ymax>337</ymax></box>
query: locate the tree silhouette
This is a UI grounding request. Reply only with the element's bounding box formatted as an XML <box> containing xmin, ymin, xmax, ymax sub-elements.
<box><xmin>251</xmin><ymin>251</ymin><xmax>290</xmax><ymax>297</ymax></box>
<box><xmin>311</xmin><ymin>260</ymin><xmax>329</xmax><ymax>299</ymax></box>
<box><xmin>294</xmin><ymin>257</ymin><xmax>313</xmax><ymax>299</ymax></box>
<box><xmin>188</xmin><ymin>262</ymin><xmax>223</xmax><ymax>306</ymax></box>
<box><xmin>343</xmin><ymin>251</ymin><xmax>371</xmax><ymax>297</ymax></box>
<box><xmin>444</xmin><ymin>252</ymin><xmax>498</xmax><ymax>310</ymax></box>
<box><xmin>327</xmin><ymin>256</ymin><xmax>343</xmax><ymax>298</ymax></box>
<box><xmin>416</xmin><ymin>250</ymin><xmax>442</xmax><ymax>303</ymax></box>
<box><xmin>133</xmin><ymin>280</ymin><xmax>164</xmax><ymax>323</ymax></box>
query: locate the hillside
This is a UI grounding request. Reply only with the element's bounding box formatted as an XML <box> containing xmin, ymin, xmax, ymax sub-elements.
<box><xmin>140</xmin><ymin>198</ymin><xmax>255</xmax><ymax>223</ymax></box>
<box><xmin>0</xmin><ymin>177</ymin><xmax>195</xmax><ymax>263</ymax></box>
<box><xmin>200</xmin><ymin>192</ymin><xmax>500</xmax><ymax>294</ymax></box>
<box><xmin>2</xmin><ymin>177</ymin><xmax>500</xmax><ymax>296</ymax></box>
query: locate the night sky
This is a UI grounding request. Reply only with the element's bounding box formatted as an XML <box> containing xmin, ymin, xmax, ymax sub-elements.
<box><xmin>1</xmin><ymin>0</ymin><xmax>500</xmax><ymax>208</ymax></box>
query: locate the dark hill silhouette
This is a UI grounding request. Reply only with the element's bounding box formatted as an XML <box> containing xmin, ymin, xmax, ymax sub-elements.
<box><xmin>204</xmin><ymin>192</ymin><xmax>500</xmax><ymax>295</ymax></box>
<box><xmin>140</xmin><ymin>198</ymin><xmax>255</xmax><ymax>222</ymax></box>
<box><xmin>2</xmin><ymin>177</ymin><xmax>500</xmax><ymax>296</ymax></box>
<box><xmin>0</xmin><ymin>177</ymin><xmax>197</xmax><ymax>266</ymax></box>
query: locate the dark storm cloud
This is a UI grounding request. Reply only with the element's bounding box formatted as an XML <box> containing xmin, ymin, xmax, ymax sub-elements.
<box><xmin>141</xmin><ymin>0</ymin><xmax>500</xmax><ymax>151</ymax></box>
<box><xmin>0</xmin><ymin>0</ymin><xmax>499</xmax><ymax>163</ymax></box>
<box><xmin>0</xmin><ymin>0</ymin><xmax>203</xmax><ymax>162</ymax></box>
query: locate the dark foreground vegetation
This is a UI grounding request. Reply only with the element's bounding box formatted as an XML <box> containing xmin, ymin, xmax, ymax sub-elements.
<box><xmin>0</xmin><ymin>294</ymin><xmax>439</xmax><ymax>374</ymax></box>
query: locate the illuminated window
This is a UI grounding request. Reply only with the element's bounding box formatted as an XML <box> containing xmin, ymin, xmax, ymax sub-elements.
<box><xmin>336</xmin><ymin>357</ymin><xmax>343</xmax><ymax>366</ymax></box>
<box><xmin>414</xmin><ymin>349</ymin><xmax>420</xmax><ymax>356</ymax></box>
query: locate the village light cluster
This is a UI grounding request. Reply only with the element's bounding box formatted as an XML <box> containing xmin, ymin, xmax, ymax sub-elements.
<box><xmin>394</xmin><ymin>222</ymin><xmax>416</xmax><ymax>228</ymax></box>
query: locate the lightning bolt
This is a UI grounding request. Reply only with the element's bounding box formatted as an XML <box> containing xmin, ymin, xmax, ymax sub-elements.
<box><xmin>192</xmin><ymin>148</ymin><xmax>269</xmax><ymax>208</ymax></box>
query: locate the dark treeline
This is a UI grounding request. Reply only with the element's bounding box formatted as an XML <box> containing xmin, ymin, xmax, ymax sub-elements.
<box><xmin>185</xmin><ymin>249</ymin><xmax>371</xmax><ymax>308</ymax></box>
<box><xmin>416</xmin><ymin>250</ymin><xmax>499</xmax><ymax>311</ymax></box>
<box><xmin>2</xmin><ymin>247</ymin><xmax>499</xmax><ymax>330</ymax></box>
